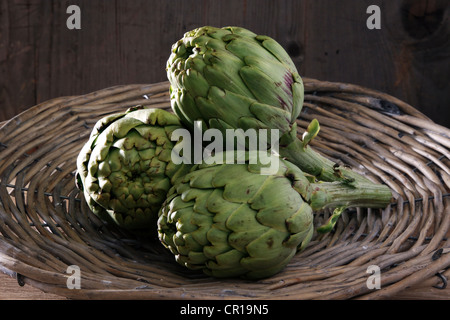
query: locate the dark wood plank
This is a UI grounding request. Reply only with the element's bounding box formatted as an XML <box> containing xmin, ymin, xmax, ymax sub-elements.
<box><xmin>0</xmin><ymin>272</ymin><xmax>65</xmax><ymax>300</ymax></box>
<box><xmin>383</xmin><ymin>0</ymin><xmax>450</xmax><ymax>126</ymax></box>
<box><xmin>1</xmin><ymin>0</ymin><xmax>448</xmax><ymax>126</ymax></box>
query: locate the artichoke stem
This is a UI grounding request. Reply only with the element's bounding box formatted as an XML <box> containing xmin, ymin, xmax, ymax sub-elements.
<box><xmin>308</xmin><ymin>180</ymin><xmax>393</xmax><ymax>211</ymax></box>
<box><xmin>280</xmin><ymin>135</ymin><xmax>373</xmax><ymax>185</ymax></box>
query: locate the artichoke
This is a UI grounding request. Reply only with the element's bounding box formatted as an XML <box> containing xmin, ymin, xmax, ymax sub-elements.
<box><xmin>76</xmin><ymin>107</ymin><xmax>191</xmax><ymax>235</ymax></box>
<box><xmin>166</xmin><ymin>26</ymin><xmax>380</xmax><ymax>185</ymax></box>
<box><xmin>167</xmin><ymin>26</ymin><xmax>303</xmax><ymax>136</ymax></box>
<box><xmin>157</xmin><ymin>151</ymin><xmax>392</xmax><ymax>279</ymax></box>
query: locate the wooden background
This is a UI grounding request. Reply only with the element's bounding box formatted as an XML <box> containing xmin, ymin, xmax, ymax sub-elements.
<box><xmin>0</xmin><ymin>0</ymin><xmax>449</xmax><ymax>127</ymax></box>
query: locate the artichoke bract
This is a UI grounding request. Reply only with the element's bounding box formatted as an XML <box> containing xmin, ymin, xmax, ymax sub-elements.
<box><xmin>157</xmin><ymin>152</ymin><xmax>314</xmax><ymax>279</ymax></box>
<box><xmin>76</xmin><ymin>107</ymin><xmax>191</xmax><ymax>235</ymax></box>
<box><xmin>166</xmin><ymin>26</ymin><xmax>382</xmax><ymax>185</ymax></box>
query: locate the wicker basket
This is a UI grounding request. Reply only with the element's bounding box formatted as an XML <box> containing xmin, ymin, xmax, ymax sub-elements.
<box><xmin>0</xmin><ymin>78</ymin><xmax>448</xmax><ymax>300</ymax></box>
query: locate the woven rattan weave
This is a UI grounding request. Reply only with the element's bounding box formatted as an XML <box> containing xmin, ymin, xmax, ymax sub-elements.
<box><xmin>0</xmin><ymin>78</ymin><xmax>449</xmax><ymax>299</ymax></box>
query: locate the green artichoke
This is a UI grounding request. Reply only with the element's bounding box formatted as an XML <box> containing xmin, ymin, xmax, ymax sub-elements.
<box><xmin>76</xmin><ymin>107</ymin><xmax>191</xmax><ymax>235</ymax></box>
<box><xmin>157</xmin><ymin>151</ymin><xmax>391</xmax><ymax>279</ymax></box>
<box><xmin>157</xmin><ymin>152</ymin><xmax>313</xmax><ymax>279</ymax></box>
<box><xmin>167</xmin><ymin>26</ymin><xmax>303</xmax><ymax>136</ymax></box>
<box><xmin>166</xmin><ymin>26</ymin><xmax>380</xmax><ymax>185</ymax></box>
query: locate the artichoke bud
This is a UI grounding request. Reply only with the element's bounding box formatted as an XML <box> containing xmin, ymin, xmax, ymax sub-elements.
<box><xmin>76</xmin><ymin>107</ymin><xmax>192</xmax><ymax>235</ymax></box>
<box><xmin>157</xmin><ymin>151</ymin><xmax>315</xmax><ymax>279</ymax></box>
<box><xmin>166</xmin><ymin>26</ymin><xmax>304</xmax><ymax>137</ymax></box>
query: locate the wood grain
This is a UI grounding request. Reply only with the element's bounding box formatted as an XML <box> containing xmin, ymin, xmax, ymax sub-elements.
<box><xmin>0</xmin><ymin>272</ymin><xmax>65</xmax><ymax>300</ymax></box>
<box><xmin>0</xmin><ymin>0</ymin><xmax>448</xmax><ymax>126</ymax></box>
